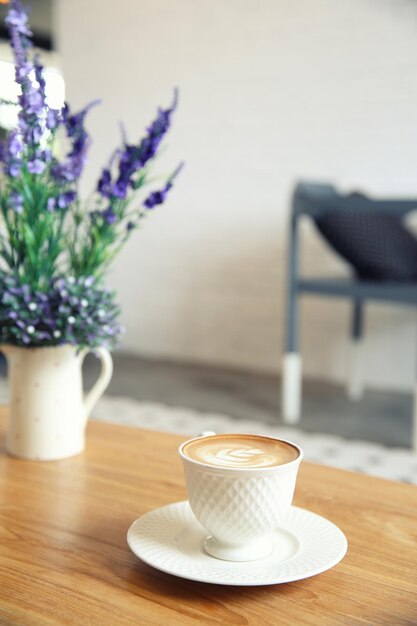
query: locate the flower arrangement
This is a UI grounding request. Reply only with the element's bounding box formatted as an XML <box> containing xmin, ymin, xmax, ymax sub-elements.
<box><xmin>0</xmin><ymin>0</ymin><xmax>182</xmax><ymax>349</ymax></box>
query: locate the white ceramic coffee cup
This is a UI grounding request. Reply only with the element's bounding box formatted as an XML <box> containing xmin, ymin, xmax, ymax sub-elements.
<box><xmin>179</xmin><ymin>433</ymin><xmax>303</xmax><ymax>562</ymax></box>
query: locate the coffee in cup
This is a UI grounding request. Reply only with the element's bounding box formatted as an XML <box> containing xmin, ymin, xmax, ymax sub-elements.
<box><xmin>179</xmin><ymin>433</ymin><xmax>303</xmax><ymax>562</ymax></box>
<box><xmin>182</xmin><ymin>433</ymin><xmax>299</xmax><ymax>469</ymax></box>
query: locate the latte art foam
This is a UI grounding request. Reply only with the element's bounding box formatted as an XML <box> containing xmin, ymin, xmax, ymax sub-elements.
<box><xmin>200</xmin><ymin>446</ymin><xmax>278</xmax><ymax>468</ymax></box>
<box><xmin>183</xmin><ymin>434</ymin><xmax>299</xmax><ymax>468</ymax></box>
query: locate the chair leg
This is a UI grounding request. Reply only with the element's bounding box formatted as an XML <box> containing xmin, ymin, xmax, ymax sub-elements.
<box><xmin>282</xmin><ymin>271</ymin><xmax>301</xmax><ymax>423</ymax></box>
<box><xmin>282</xmin><ymin>211</ymin><xmax>302</xmax><ymax>424</ymax></box>
<box><xmin>347</xmin><ymin>301</ymin><xmax>364</xmax><ymax>401</ymax></box>
<box><xmin>282</xmin><ymin>352</ymin><xmax>302</xmax><ymax>424</ymax></box>
<box><xmin>413</xmin><ymin>384</ymin><xmax>417</xmax><ymax>452</ymax></box>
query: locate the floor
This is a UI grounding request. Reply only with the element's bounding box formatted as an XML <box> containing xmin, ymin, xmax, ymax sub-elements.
<box><xmin>0</xmin><ymin>351</ymin><xmax>410</xmax><ymax>448</ymax></box>
<box><xmin>81</xmin><ymin>352</ymin><xmax>412</xmax><ymax>449</ymax></box>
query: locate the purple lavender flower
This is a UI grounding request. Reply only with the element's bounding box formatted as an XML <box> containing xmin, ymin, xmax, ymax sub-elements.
<box><xmin>16</xmin><ymin>61</ymin><xmax>32</xmax><ymax>82</ymax></box>
<box><xmin>97</xmin><ymin>90</ymin><xmax>178</xmax><ymax>201</ymax></box>
<box><xmin>1</xmin><ymin>0</ymin><xmax>180</xmax><ymax>351</ymax></box>
<box><xmin>143</xmin><ymin>161</ymin><xmax>184</xmax><ymax>209</ymax></box>
<box><xmin>33</xmin><ymin>54</ymin><xmax>46</xmax><ymax>95</ymax></box>
<box><xmin>65</xmin><ymin>100</ymin><xmax>100</xmax><ymax>137</ymax></box>
<box><xmin>32</xmin><ymin>124</ymin><xmax>43</xmax><ymax>144</ymax></box>
<box><xmin>51</xmin><ymin>100</ymin><xmax>99</xmax><ymax>184</ymax></box>
<box><xmin>143</xmin><ymin>186</ymin><xmax>171</xmax><ymax>209</ymax></box>
<box><xmin>8</xmin><ymin>131</ymin><xmax>22</xmax><ymax>157</ymax></box>
<box><xmin>112</xmin><ymin>178</ymin><xmax>129</xmax><ymax>199</ymax></box>
<box><xmin>102</xmin><ymin>208</ymin><xmax>117</xmax><ymax>225</ymax></box>
<box><xmin>6</xmin><ymin>2</ymin><xmax>32</xmax><ymax>68</ymax></box>
<box><xmin>57</xmin><ymin>190</ymin><xmax>76</xmax><ymax>209</ymax></box>
<box><xmin>9</xmin><ymin>192</ymin><xmax>23</xmax><ymax>213</ymax></box>
<box><xmin>23</xmin><ymin>90</ymin><xmax>44</xmax><ymax>115</ymax></box>
<box><xmin>6</xmin><ymin>2</ymin><xmax>49</xmax><ymax>149</ymax></box>
<box><xmin>6</xmin><ymin>159</ymin><xmax>22</xmax><ymax>177</ymax></box>
<box><xmin>5</xmin><ymin>3</ymin><xmax>32</xmax><ymax>36</ymax></box>
<box><xmin>38</xmin><ymin>149</ymin><xmax>52</xmax><ymax>162</ymax></box>
<box><xmin>0</xmin><ymin>269</ymin><xmax>126</xmax><ymax>349</ymax></box>
<box><xmin>51</xmin><ymin>162</ymin><xmax>77</xmax><ymax>183</ymax></box>
<box><xmin>47</xmin><ymin>197</ymin><xmax>56</xmax><ymax>212</ymax></box>
<box><xmin>27</xmin><ymin>159</ymin><xmax>46</xmax><ymax>174</ymax></box>
<box><xmin>138</xmin><ymin>89</ymin><xmax>178</xmax><ymax>167</ymax></box>
<box><xmin>97</xmin><ymin>169</ymin><xmax>112</xmax><ymax>197</ymax></box>
<box><xmin>46</xmin><ymin>108</ymin><xmax>60</xmax><ymax>130</ymax></box>
<box><xmin>21</xmin><ymin>283</ymin><xmax>31</xmax><ymax>303</ymax></box>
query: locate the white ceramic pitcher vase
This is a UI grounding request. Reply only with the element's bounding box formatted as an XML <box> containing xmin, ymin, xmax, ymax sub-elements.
<box><xmin>1</xmin><ymin>344</ymin><xmax>113</xmax><ymax>460</ymax></box>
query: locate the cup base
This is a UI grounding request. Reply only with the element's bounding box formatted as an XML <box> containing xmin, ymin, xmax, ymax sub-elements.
<box><xmin>203</xmin><ymin>535</ymin><xmax>273</xmax><ymax>562</ymax></box>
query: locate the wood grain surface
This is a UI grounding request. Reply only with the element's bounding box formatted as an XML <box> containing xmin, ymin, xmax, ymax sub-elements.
<box><xmin>0</xmin><ymin>406</ymin><xmax>416</xmax><ymax>625</ymax></box>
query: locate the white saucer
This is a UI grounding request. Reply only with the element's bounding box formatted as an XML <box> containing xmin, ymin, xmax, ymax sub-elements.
<box><xmin>127</xmin><ymin>501</ymin><xmax>348</xmax><ymax>586</ymax></box>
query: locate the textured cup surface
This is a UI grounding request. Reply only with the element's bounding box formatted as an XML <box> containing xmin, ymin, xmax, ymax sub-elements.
<box><xmin>179</xmin><ymin>434</ymin><xmax>303</xmax><ymax>561</ymax></box>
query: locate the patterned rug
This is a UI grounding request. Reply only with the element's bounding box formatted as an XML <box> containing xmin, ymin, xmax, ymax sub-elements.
<box><xmin>92</xmin><ymin>395</ymin><xmax>417</xmax><ymax>485</ymax></box>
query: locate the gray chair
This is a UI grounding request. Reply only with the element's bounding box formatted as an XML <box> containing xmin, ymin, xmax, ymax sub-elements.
<box><xmin>282</xmin><ymin>181</ymin><xmax>417</xmax><ymax>448</ymax></box>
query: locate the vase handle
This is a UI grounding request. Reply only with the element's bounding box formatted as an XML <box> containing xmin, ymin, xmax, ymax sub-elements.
<box><xmin>83</xmin><ymin>347</ymin><xmax>113</xmax><ymax>423</ymax></box>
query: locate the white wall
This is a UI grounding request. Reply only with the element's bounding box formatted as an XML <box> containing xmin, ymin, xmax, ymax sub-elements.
<box><xmin>55</xmin><ymin>0</ymin><xmax>417</xmax><ymax>391</ymax></box>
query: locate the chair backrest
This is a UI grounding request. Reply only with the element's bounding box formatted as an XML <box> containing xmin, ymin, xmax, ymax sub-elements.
<box><xmin>292</xmin><ymin>181</ymin><xmax>417</xmax><ymax>219</ymax></box>
<box><xmin>291</xmin><ymin>181</ymin><xmax>417</xmax><ymax>282</ymax></box>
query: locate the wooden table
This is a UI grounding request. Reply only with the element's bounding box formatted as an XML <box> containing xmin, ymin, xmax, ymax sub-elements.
<box><xmin>0</xmin><ymin>409</ymin><xmax>416</xmax><ymax>625</ymax></box>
